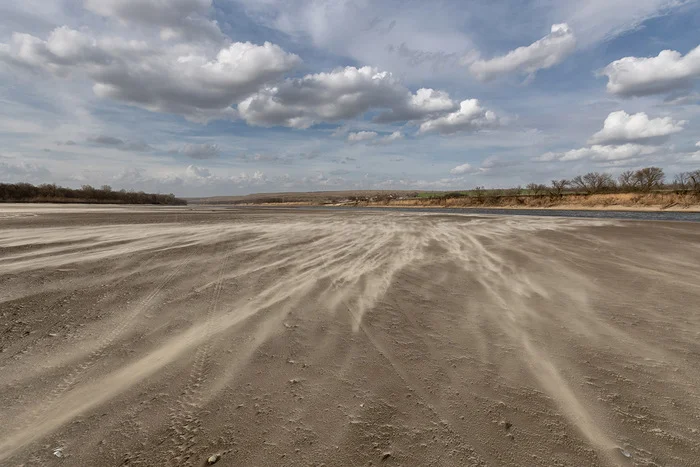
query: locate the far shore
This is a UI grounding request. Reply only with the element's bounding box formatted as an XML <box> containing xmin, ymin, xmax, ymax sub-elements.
<box><xmin>214</xmin><ymin>201</ymin><xmax>700</xmax><ymax>213</ymax></box>
<box><xmin>189</xmin><ymin>191</ymin><xmax>700</xmax><ymax>214</ymax></box>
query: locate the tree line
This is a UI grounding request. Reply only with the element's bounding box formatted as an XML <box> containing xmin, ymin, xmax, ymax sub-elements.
<box><xmin>524</xmin><ymin>167</ymin><xmax>700</xmax><ymax>197</ymax></box>
<box><xmin>0</xmin><ymin>183</ymin><xmax>187</xmax><ymax>205</ymax></box>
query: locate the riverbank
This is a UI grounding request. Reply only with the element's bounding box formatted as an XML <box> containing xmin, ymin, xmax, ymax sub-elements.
<box><xmin>192</xmin><ymin>191</ymin><xmax>700</xmax><ymax>212</ymax></box>
<box><xmin>357</xmin><ymin>192</ymin><xmax>700</xmax><ymax>212</ymax></box>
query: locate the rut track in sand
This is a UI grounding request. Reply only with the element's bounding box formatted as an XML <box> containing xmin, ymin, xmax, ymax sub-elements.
<box><xmin>0</xmin><ymin>206</ymin><xmax>699</xmax><ymax>466</ymax></box>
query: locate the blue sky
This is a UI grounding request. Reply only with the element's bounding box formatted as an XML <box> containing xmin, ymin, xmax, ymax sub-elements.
<box><xmin>1</xmin><ymin>0</ymin><xmax>699</xmax><ymax>196</ymax></box>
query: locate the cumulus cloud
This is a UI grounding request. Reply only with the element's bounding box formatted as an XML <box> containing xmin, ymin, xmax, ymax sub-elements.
<box><xmin>0</xmin><ymin>27</ymin><xmax>301</xmax><ymax>121</ymax></box>
<box><xmin>374</xmin><ymin>88</ymin><xmax>457</xmax><ymax>123</ymax></box>
<box><xmin>113</xmin><ymin>164</ymin><xmax>270</xmax><ymax>195</ymax></box>
<box><xmin>450</xmin><ymin>163</ymin><xmax>475</xmax><ymax>175</ymax></box>
<box><xmin>601</xmin><ymin>44</ymin><xmax>700</xmax><ymax>97</ymax></box>
<box><xmin>347</xmin><ymin>131</ymin><xmax>378</xmax><ymax>143</ymax></box>
<box><xmin>418</xmin><ymin>99</ymin><xmax>500</xmax><ymax>135</ymax></box>
<box><xmin>536</xmin><ymin>109</ymin><xmax>682</xmax><ymax>166</ymax></box>
<box><xmin>238</xmin><ymin>66</ymin><xmax>468</xmax><ymax>129</ymax></box>
<box><xmin>238</xmin><ymin>66</ymin><xmax>410</xmax><ymax>128</ymax></box>
<box><xmin>172</xmin><ymin>143</ymin><xmax>221</xmax><ymax>159</ymax></box>
<box><xmin>380</xmin><ymin>131</ymin><xmax>403</xmax><ymax>144</ymax></box>
<box><xmin>84</xmin><ymin>0</ymin><xmax>223</xmax><ymax>42</ymax></box>
<box><xmin>185</xmin><ymin>164</ymin><xmax>211</xmax><ymax>178</ymax></box>
<box><xmin>468</xmin><ymin>24</ymin><xmax>576</xmax><ymax>81</ymax></box>
<box><xmin>588</xmin><ymin>110</ymin><xmax>685</xmax><ymax>145</ymax></box>
<box><xmin>88</xmin><ymin>135</ymin><xmax>152</xmax><ymax>152</ymax></box>
<box><xmin>346</xmin><ymin>130</ymin><xmax>403</xmax><ymax>145</ymax></box>
<box><xmin>535</xmin><ymin>144</ymin><xmax>659</xmax><ymax>162</ymax></box>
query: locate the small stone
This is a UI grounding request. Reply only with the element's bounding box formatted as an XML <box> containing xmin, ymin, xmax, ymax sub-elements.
<box><xmin>618</xmin><ymin>448</ymin><xmax>631</xmax><ymax>458</ymax></box>
<box><xmin>48</xmin><ymin>333</ymin><xmax>58</xmax><ymax>337</ymax></box>
<box><xmin>381</xmin><ymin>452</ymin><xmax>391</xmax><ymax>461</ymax></box>
<box><xmin>207</xmin><ymin>453</ymin><xmax>221</xmax><ymax>464</ymax></box>
<box><xmin>289</xmin><ymin>379</ymin><xmax>300</xmax><ymax>384</ymax></box>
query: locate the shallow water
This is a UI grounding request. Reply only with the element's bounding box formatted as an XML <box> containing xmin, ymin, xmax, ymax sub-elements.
<box><xmin>295</xmin><ymin>205</ymin><xmax>700</xmax><ymax>222</ymax></box>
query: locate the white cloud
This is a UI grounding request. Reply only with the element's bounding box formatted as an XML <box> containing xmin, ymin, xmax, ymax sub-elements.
<box><xmin>84</xmin><ymin>0</ymin><xmax>223</xmax><ymax>42</ymax></box>
<box><xmin>536</xmin><ymin>143</ymin><xmax>659</xmax><ymax>162</ymax></box>
<box><xmin>375</xmin><ymin>88</ymin><xmax>457</xmax><ymax>123</ymax></box>
<box><xmin>173</xmin><ymin>143</ymin><xmax>221</xmax><ymax>159</ymax></box>
<box><xmin>418</xmin><ymin>99</ymin><xmax>500</xmax><ymax>135</ymax></box>
<box><xmin>588</xmin><ymin>110</ymin><xmax>685</xmax><ymax>144</ymax></box>
<box><xmin>347</xmin><ymin>131</ymin><xmax>378</xmax><ymax>143</ymax></box>
<box><xmin>601</xmin><ymin>44</ymin><xmax>700</xmax><ymax>97</ymax></box>
<box><xmin>468</xmin><ymin>24</ymin><xmax>576</xmax><ymax>81</ymax></box>
<box><xmin>536</xmin><ymin>108</ymin><xmax>683</xmax><ymax>166</ymax></box>
<box><xmin>0</xmin><ymin>27</ymin><xmax>301</xmax><ymax>121</ymax></box>
<box><xmin>381</xmin><ymin>131</ymin><xmax>403</xmax><ymax>143</ymax></box>
<box><xmin>347</xmin><ymin>130</ymin><xmax>403</xmax><ymax>145</ymax></box>
<box><xmin>185</xmin><ymin>164</ymin><xmax>212</xmax><ymax>178</ymax></box>
<box><xmin>113</xmin><ymin>164</ymin><xmax>270</xmax><ymax>194</ymax></box>
<box><xmin>0</xmin><ymin>161</ymin><xmax>51</xmax><ymax>180</ymax></box>
<box><xmin>450</xmin><ymin>163</ymin><xmax>475</xmax><ymax>175</ymax></box>
<box><xmin>238</xmin><ymin>66</ymin><xmax>468</xmax><ymax>129</ymax></box>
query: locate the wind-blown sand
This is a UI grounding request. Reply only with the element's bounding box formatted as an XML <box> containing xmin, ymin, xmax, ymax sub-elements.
<box><xmin>1</xmin><ymin>204</ymin><xmax>699</xmax><ymax>466</ymax></box>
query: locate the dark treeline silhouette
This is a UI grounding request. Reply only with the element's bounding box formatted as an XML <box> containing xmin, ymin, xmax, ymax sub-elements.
<box><xmin>0</xmin><ymin>183</ymin><xmax>187</xmax><ymax>205</ymax></box>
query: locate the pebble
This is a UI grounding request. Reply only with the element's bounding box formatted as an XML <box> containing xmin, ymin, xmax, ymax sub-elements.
<box><xmin>207</xmin><ymin>453</ymin><xmax>221</xmax><ymax>464</ymax></box>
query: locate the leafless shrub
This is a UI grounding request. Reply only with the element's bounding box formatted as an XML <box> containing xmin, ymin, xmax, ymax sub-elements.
<box><xmin>571</xmin><ymin>172</ymin><xmax>615</xmax><ymax>194</ymax></box>
<box><xmin>633</xmin><ymin>167</ymin><xmax>665</xmax><ymax>192</ymax></box>
<box><xmin>526</xmin><ymin>183</ymin><xmax>547</xmax><ymax>196</ymax></box>
<box><xmin>549</xmin><ymin>179</ymin><xmax>570</xmax><ymax>197</ymax></box>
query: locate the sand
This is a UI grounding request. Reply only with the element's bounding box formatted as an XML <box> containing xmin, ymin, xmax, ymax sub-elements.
<box><xmin>1</xmin><ymin>204</ymin><xmax>699</xmax><ymax>466</ymax></box>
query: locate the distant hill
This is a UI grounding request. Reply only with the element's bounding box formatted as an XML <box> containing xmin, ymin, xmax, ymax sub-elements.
<box><xmin>186</xmin><ymin>190</ymin><xmax>423</xmax><ymax>205</ymax></box>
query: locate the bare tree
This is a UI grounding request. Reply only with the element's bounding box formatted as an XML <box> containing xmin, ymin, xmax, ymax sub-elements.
<box><xmin>571</xmin><ymin>172</ymin><xmax>615</xmax><ymax>194</ymax></box>
<box><xmin>688</xmin><ymin>170</ymin><xmax>700</xmax><ymax>194</ymax></box>
<box><xmin>550</xmin><ymin>179</ymin><xmax>570</xmax><ymax>197</ymax></box>
<box><xmin>618</xmin><ymin>170</ymin><xmax>637</xmax><ymax>191</ymax></box>
<box><xmin>633</xmin><ymin>167</ymin><xmax>665</xmax><ymax>192</ymax></box>
<box><xmin>526</xmin><ymin>182</ymin><xmax>547</xmax><ymax>196</ymax></box>
<box><xmin>674</xmin><ymin>172</ymin><xmax>690</xmax><ymax>191</ymax></box>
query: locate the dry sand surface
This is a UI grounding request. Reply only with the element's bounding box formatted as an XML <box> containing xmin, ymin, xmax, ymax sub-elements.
<box><xmin>1</xmin><ymin>204</ymin><xmax>700</xmax><ymax>466</ymax></box>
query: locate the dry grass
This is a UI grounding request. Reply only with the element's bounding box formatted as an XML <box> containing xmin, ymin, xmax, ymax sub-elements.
<box><xmin>190</xmin><ymin>190</ymin><xmax>700</xmax><ymax>211</ymax></box>
<box><xmin>362</xmin><ymin>192</ymin><xmax>700</xmax><ymax>211</ymax></box>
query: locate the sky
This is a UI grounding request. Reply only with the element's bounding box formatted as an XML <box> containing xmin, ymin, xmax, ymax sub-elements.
<box><xmin>1</xmin><ymin>0</ymin><xmax>700</xmax><ymax>197</ymax></box>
